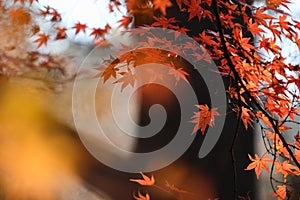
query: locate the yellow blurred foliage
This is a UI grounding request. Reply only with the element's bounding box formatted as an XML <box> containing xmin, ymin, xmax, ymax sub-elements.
<box><xmin>0</xmin><ymin>82</ymin><xmax>79</xmax><ymax>200</ymax></box>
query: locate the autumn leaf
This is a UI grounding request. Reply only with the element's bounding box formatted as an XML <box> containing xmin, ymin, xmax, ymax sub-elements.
<box><xmin>241</xmin><ymin>107</ymin><xmax>253</xmax><ymax>130</ymax></box>
<box><xmin>272</xmin><ymin>185</ymin><xmax>286</xmax><ymax>200</ymax></box>
<box><xmin>275</xmin><ymin>160</ymin><xmax>300</xmax><ymax>178</ymax></box>
<box><xmin>245</xmin><ymin>154</ymin><xmax>272</xmax><ymax>179</ymax></box>
<box><xmin>278</xmin><ymin>15</ymin><xmax>290</xmax><ymax>31</ymax></box>
<box><xmin>248</xmin><ymin>19</ymin><xmax>265</xmax><ymax>36</ymax></box>
<box><xmin>52</xmin><ymin>11</ymin><xmax>62</xmax><ymax>22</ymax></box>
<box><xmin>34</xmin><ymin>33</ymin><xmax>50</xmax><ymax>48</ymax></box>
<box><xmin>90</xmin><ymin>27</ymin><xmax>107</xmax><ymax>39</ymax></box>
<box><xmin>172</xmin><ymin>26</ymin><xmax>190</xmax><ymax>38</ymax></box>
<box><xmin>9</xmin><ymin>7</ymin><xmax>31</xmax><ymax>25</ymax></box>
<box><xmin>168</xmin><ymin>62</ymin><xmax>189</xmax><ymax>84</ymax></box>
<box><xmin>190</xmin><ymin>104</ymin><xmax>220</xmax><ymax>134</ymax></box>
<box><xmin>72</xmin><ymin>22</ymin><xmax>88</xmax><ymax>35</ymax></box>
<box><xmin>194</xmin><ymin>31</ymin><xmax>218</xmax><ymax>46</ymax></box>
<box><xmin>114</xmin><ymin>70</ymin><xmax>136</xmax><ymax>91</ymax></box>
<box><xmin>55</xmin><ymin>27</ymin><xmax>67</xmax><ymax>40</ymax></box>
<box><xmin>133</xmin><ymin>191</ymin><xmax>150</xmax><ymax>200</ymax></box>
<box><xmin>95</xmin><ymin>64</ymin><xmax>119</xmax><ymax>83</ymax></box>
<box><xmin>254</xmin><ymin>8</ymin><xmax>274</xmax><ymax>24</ymax></box>
<box><xmin>130</xmin><ymin>173</ymin><xmax>155</xmax><ymax>186</ymax></box>
<box><xmin>187</xmin><ymin>0</ymin><xmax>202</xmax><ymax>20</ymax></box>
<box><xmin>153</xmin><ymin>0</ymin><xmax>172</xmax><ymax>15</ymax></box>
<box><xmin>109</xmin><ymin>0</ymin><xmax>122</xmax><ymax>12</ymax></box>
<box><xmin>256</xmin><ymin>111</ymin><xmax>272</xmax><ymax>128</ymax></box>
<box><xmin>118</xmin><ymin>16</ymin><xmax>132</xmax><ymax>28</ymax></box>
<box><xmin>152</xmin><ymin>16</ymin><xmax>177</xmax><ymax>29</ymax></box>
<box><xmin>266</xmin><ymin>0</ymin><xmax>291</xmax><ymax>10</ymax></box>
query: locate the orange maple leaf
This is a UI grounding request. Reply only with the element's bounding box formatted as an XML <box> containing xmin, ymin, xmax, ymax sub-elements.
<box><xmin>241</xmin><ymin>107</ymin><xmax>253</xmax><ymax>130</ymax></box>
<box><xmin>130</xmin><ymin>173</ymin><xmax>155</xmax><ymax>186</ymax></box>
<box><xmin>275</xmin><ymin>160</ymin><xmax>300</xmax><ymax>178</ymax></box>
<box><xmin>153</xmin><ymin>0</ymin><xmax>172</xmax><ymax>15</ymax></box>
<box><xmin>34</xmin><ymin>33</ymin><xmax>50</xmax><ymax>48</ymax></box>
<box><xmin>133</xmin><ymin>191</ymin><xmax>150</xmax><ymax>200</ymax></box>
<box><xmin>272</xmin><ymin>185</ymin><xmax>286</xmax><ymax>200</ymax></box>
<box><xmin>190</xmin><ymin>104</ymin><xmax>220</xmax><ymax>134</ymax></box>
<box><xmin>248</xmin><ymin>19</ymin><xmax>265</xmax><ymax>36</ymax></box>
<box><xmin>194</xmin><ymin>32</ymin><xmax>218</xmax><ymax>47</ymax></box>
<box><xmin>245</xmin><ymin>154</ymin><xmax>272</xmax><ymax>179</ymax></box>
<box><xmin>9</xmin><ymin>7</ymin><xmax>31</xmax><ymax>25</ymax></box>
<box><xmin>266</xmin><ymin>0</ymin><xmax>291</xmax><ymax>10</ymax></box>
<box><xmin>278</xmin><ymin>15</ymin><xmax>290</xmax><ymax>31</ymax></box>
<box><xmin>118</xmin><ymin>16</ymin><xmax>132</xmax><ymax>28</ymax></box>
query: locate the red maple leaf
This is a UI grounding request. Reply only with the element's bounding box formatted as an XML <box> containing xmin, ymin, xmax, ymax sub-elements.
<box><xmin>40</xmin><ymin>6</ymin><xmax>51</xmax><ymax>16</ymax></box>
<box><xmin>72</xmin><ymin>22</ymin><xmax>88</xmax><ymax>35</ymax></box>
<box><xmin>55</xmin><ymin>26</ymin><xmax>67</xmax><ymax>40</ymax></box>
<box><xmin>187</xmin><ymin>0</ymin><xmax>202</xmax><ymax>20</ymax></box>
<box><xmin>49</xmin><ymin>8</ymin><xmax>62</xmax><ymax>22</ymax></box>
<box><xmin>90</xmin><ymin>27</ymin><xmax>107</xmax><ymax>39</ymax></box>
<box><xmin>152</xmin><ymin>16</ymin><xmax>177</xmax><ymax>29</ymax></box>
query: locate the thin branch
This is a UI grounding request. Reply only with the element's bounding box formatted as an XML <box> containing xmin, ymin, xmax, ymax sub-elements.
<box><xmin>230</xmin><ymin>103</ymin><xmax>242</xmax><ymax>199</ymax></box>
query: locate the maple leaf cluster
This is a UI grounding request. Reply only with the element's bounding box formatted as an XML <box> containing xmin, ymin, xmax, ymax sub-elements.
<box><xmin>116</xmin><ymin>0</ymin><xmax>300</xmax><ymax>198</ymax></box>
<box><xmin>130</xmin><ymin>173</ymin><xmax>200</xmax><ymax>199</ymax></box>
<box><xmin>2</xmin><ymin>0</ymin><xmax>300</xmax><ymax>199</ymax></box>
